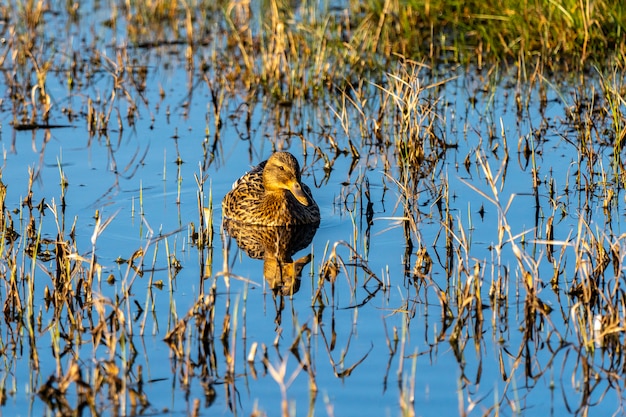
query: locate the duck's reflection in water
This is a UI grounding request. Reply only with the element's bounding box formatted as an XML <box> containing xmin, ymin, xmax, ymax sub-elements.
<box><xmin>223</xmin><ymin>219</ymin><xmax>318</xmax><ymax>323</ymax></box>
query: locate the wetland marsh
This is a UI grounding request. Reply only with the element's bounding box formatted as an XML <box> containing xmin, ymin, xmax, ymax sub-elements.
<box><xmin>0</xmin><ymin>0</ymin><xmax>625</xmax><ymax>416</ymax></box>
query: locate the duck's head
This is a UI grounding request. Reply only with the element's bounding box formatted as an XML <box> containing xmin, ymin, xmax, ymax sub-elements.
<box><xmin>263</xmin><ymin>152</ymin><xmax>310</xmax><ymax>206</ymax></box>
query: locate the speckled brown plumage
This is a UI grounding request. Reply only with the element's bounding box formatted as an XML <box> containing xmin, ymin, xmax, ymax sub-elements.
<box><xmin>222</xmin><ymin>152</ymin><xmax>320</xmax><ymax>226</ymax></box>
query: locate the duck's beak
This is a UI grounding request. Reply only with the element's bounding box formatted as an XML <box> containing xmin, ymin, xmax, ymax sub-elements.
<box><xmin>290</xmin><ymin>181</ymin><xmax>310</xmax><ymax>206</ymax></box>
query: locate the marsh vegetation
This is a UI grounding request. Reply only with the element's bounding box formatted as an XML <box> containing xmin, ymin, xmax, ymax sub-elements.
<box><xmin>0</xmin><ymin>0</ymin><xmax>625</xmax><ymax>415</ymax></box>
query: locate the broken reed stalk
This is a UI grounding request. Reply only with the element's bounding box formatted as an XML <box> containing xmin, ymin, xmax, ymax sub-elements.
<box><xmin>314</xmin><ymin>240</ymin><xmax>382</xmax><ymax>306</ymax></box>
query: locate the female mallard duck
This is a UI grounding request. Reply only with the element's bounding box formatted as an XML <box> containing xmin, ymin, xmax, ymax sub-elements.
<box><xmin>222</xmin><ymin>152</ymin><xmax>320</xmax><ymax>226</ymax></box>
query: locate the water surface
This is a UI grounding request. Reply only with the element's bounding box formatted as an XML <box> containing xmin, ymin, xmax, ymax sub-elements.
<box><xmin>0</xmin><ymin>2</ymin><xmax>624</xmax><ymax>416</ymax></box>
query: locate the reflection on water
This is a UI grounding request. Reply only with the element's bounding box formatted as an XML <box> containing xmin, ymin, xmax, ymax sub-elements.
<box><xmin>223</xmin><ymin>218</ymin><xmax>318</xmax><ymax>322</ymax></box>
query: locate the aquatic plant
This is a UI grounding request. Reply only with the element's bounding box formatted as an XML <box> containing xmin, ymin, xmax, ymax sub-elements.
<box><xmin>0</xmin><ymin>0</ymin><xmax>625</xmax><ymax>416</ymax></box>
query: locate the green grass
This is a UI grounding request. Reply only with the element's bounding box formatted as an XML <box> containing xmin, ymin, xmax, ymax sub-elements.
<box><xmin>2</xmin><ymin>0</ymin><xmax>623</xmax><ymax>114</ymax></box>
<box><xmin>234</xmin><ymin>0</ymin><xmax>626</xmax><ymax>99</ymax></box>
<box><xmin>350</xmin><ymin>0</ymin><xmax>626</xmax><ymax>69</ymax></box>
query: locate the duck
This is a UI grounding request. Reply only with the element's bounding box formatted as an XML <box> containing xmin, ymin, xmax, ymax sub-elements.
<box><xmin>222</xmin><ymin>152</ymin><xmax>320</xmax><ymax>226</ymax></box>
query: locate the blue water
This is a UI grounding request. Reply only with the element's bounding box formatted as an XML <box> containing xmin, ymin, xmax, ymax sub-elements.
<box><xmin>0</xmin><ymin>2</ymin><xmax>625</xmax><ymax>416</ymax></box>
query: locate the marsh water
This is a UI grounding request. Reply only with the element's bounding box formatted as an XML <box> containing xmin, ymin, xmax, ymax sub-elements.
<box><xmin>1</xmin><ymin>1</ymin><xmax>625</xmax><ymax>416</ymax></box>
